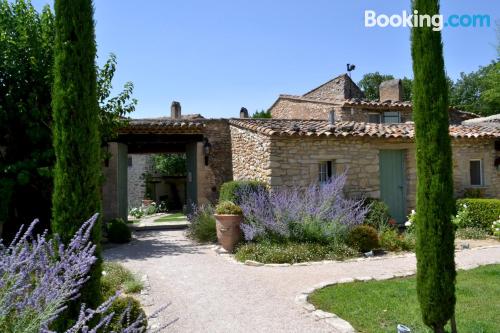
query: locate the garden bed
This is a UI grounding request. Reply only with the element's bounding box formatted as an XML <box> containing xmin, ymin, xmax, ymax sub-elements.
<box><xmin>308</xmin><ymin>264</ymin><xmax>500</xmax><ymax>333</ymax></box>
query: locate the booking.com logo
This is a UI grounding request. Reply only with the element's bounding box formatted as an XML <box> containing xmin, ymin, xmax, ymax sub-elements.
<box><xmin>365</xmin><ymin>10</ymin><xmax>491</xmax><ymax>31</ymax></box>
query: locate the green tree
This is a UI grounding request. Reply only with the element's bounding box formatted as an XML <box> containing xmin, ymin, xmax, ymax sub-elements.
<box><xmin>449</xmin><ymin>63</ymin><xmax>497</xmax><ymax>116</ymax></box>
<box><xmin>411</xmin><ymin>0</ymin><xmax>456</xmax><ymax>332</ymax></box>
<box><xmin>252</xmin><ymin>109</ymin><xmax>271</xmax><ymax>118</ymax></box>
<box><xmin>358</xmin><ymin>72</ymin><xmax>394</xmax><ymax>100</ymax></box>
<box><xmin>153</xmin><ymin>154</ymin><xmax>187</xmax><ymax>176</ymax></box>
<box><xmin>51</xmin><ymin>0</ymin><xmax>102</xmax><ymax>317</ymax></box>
<box><xmin>0</xmin><ymin>0</ymin><xmax>136</xmax><ymax>240</ymax></box>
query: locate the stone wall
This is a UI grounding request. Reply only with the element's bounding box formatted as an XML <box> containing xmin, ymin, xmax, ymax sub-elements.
<box><xmin>197</xmin><ymin>120</ymin><xmax>234</xmax><ymax>204</ymax></box>
<box><xmin>303</xmin><ymin>75</ymin><xmax>363</xmax><ymax>101</ymax></box>
<box><xmin>270</xmin><ymin>98</ymin><xmax>338</xmax><ymax>120</ymax></box>
<box><xmin>452</xmin><ymin>139</ymin><xmax>499</xmax><ymax>198</ymax></box>
<box><xmin>127</xmin><ymin>154</ymin><xmax>153</xmax><ymax>208</ymax></box>
<box><xmin>230</xmin><ymin>125</ymin><xmax>272</xmax><ymax>183</ymax></box>
<box><xmin>228</xmin><ymin>127</ymin><xmax>499</xmax><ymax>216</ymax></box>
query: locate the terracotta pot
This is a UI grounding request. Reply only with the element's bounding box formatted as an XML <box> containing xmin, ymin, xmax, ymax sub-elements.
<box><xmin>214</xmin><ymin>214</ymin><xmax>243</xmax><ymax>252</ymax></box>
<box><xmin>142</xmin><ymin>199</ymin><xmax>154</xmax><ymax>207</ymax></box>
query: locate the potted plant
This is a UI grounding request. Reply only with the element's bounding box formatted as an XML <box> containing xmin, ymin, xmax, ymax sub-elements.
<box><xmin>214</xmin><ymin>201</ymin><xmax>243</xmax><ymax>252</ymax></box>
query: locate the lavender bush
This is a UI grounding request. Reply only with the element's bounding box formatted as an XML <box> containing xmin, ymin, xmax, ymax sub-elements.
<box><xmin>0</xmin><ymin>214</ymin><xmax>169</xmax><ymax>332</ymax></box>
<box><xmin>238</xmin><ymin>173</ymin><xmax>369</xmax><ymax>243</ymax></box>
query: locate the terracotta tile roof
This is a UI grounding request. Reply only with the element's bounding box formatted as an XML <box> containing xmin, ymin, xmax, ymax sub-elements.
<box><xmin>229</xmin><ymin>119</ymin><xmax>500</xmax><ymax>139</ymax></box>
<box><xmin>119</xmin><ymin>118</ymin><xmax>205</xmax><ymax>134</ymax></box>
<box><xmin>342</xmin><ymin>98</ymin><xmax>413</xmax><ymax>109</ymax></box>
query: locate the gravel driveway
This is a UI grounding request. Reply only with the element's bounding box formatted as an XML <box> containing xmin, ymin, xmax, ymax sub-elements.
<box><xmin>104</xmin><ymin>230</ymin><xmax>500</xmax><ymax>333</ymax></box>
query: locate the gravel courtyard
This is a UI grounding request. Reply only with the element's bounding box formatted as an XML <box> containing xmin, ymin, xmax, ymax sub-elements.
<box><xmin>104</xmin><ymin>230</ymin><xmax>500</xmax><ymax>333</ymax></box>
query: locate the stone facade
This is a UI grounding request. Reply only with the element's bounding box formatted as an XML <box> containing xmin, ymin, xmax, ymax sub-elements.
<box><xmin>270</xmin><ymin>97</ymin><xmax>337</xmax><ymax>120</ymax></box>
<box><xmin>302</xmin><ymin>74</ymin><xmax>363</xmax><ymax>101</ymax></box>
<box><xmin>228</xmin><ymin>124</ymin><xmax>500</xmax><ymax>215</ymax></box>
<box><xmin>127</xmin><ymin>154</ymin><xmax>153</xmax><ymax>208</ymax></box>
<box><xmin>196</xmin><ymin>120</ymin><xmax>234</xmax><ymax>204</ymax></box>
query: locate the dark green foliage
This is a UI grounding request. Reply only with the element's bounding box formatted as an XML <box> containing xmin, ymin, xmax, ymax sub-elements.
<box><xmin>219</xmin><ymin>180</ymin><xmax>267</xmax><ymax>204</ymax></box>
<box><xmin>0</xmin><ymin>0</ymin><xmax>136</xmax><ymax>242</ymax></box>
<box><xmin>358</xmin><ymin>72</ymin><xmax>395</xmax><ymax>100</ymax></box>
<box><xmin>456</xmin><ymin>198</ymin><xmax>500</xmax><ymax>231</ymax></box>
<box><xmin>235</xmin><ymin>241</ymin><xmax>357</xmax><ymax>264</ymax></box>
<box><xmin>252</xmin><ymin>109</ymin><xmax>271</xmax><ymax>118</ymax></box>
<box><xmin>411</xmin><ymin>0</ymin><xmax>456</xmax><ymax>330</ymax></box>
<box><xmin>215</xmin><ymin>201</ymin><xmax>243</xmax><ymax>215</ymax></box>
<box><xmin>380</xmin><ymin>229</ymin><xmax>415</xmax><ymax>252</ymax></box>
<box><xmin>106</xmin><ymin>296</ymin><xmax>147</xmax><ymax>332</ymax></box>
<box><xmin>107</xmin><ymin>218</ymin><xmax>132</xmax><ymax>243</ymax></box>
<box><xmin>288</xmin><ymin>218</ymin><xmax>349</xmax><ymax>245</ymax></box>
<box><xmin>152</xmin><ymin>153</ymin><xmax>187</xmax><ymax>176</ymax></box>
<box><xmin>51</xmin><ymin>0</ymin><xmax>102</xmax><ymax>316</ymax></box>
<box><xmin>0</xmin><ymin>0</ymin><xmax>55</xmax><ymax>237</ymax></box>
<box><xmin>347</xmin><ymin>225</ymin><xmax>379</xmax><ymax>252</ymax></box>
<box><xmin>363</xmin><ymin>198</ymin><xmax>391</xmax><ymax>230</ymax></box>
<box><xmin>187</xmin><ymin>204</ymin><xmax>217</xmax><ymax>243</ymax></box>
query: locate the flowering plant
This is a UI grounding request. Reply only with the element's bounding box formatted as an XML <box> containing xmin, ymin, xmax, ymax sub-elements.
<box><xmin>492</xmin><ymin>217</ymin><xmax>500</xmax><ymax>238</ymax></box>
<box><xmin>237</xmin><ymin>173</ymin><xmax>368</xmax><ymax>242</ymax></box>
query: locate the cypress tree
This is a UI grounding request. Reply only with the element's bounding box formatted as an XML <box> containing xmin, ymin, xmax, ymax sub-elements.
<box><xmin>411</xmin><ymin>0</ymin><xmax>456</xmax><ymax>332</ymax></box>
<box><xmin>51</xmin><ymin>0</ymin><xmax>102</xmax><ymax>312</ymax></box>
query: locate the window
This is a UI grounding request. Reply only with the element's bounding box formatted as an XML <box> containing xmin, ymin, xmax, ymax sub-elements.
<box><xmin>319</xmin><ymin>161</ymin><xmax>335</xmax><ymax>183</ymax></box>
<box><xmin>368</xmin><ymin>113</ymin><xmax>381</xmax><ymax>124</ymax></box>
<box><xmin>469</xmin><ymin>160</ymin><xmax>483</xmax><ymax>186</ymax></box>
<box><xmin>128</xmin><ymin>157</ymin><xmax>133</xmax><ymax>167</ymax></box>
<box><xmin>383</xmin><ymin>111</ymin><xmax>401</xmax><ymax>123</ymax></box>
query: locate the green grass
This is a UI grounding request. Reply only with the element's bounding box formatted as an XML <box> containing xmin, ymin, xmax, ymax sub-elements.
<box><xmin>154</xmin><ymin>212</ymin><xmax>186</xmax><ymax>223</ymax></box>
<box><xmin>101</xmin><ymin>262</ymin><xmax>144</xmax><ymax>297</ymax></box>
<box><xmin>309</xmin><ymin>264</ymin><xmax>500</xmax><ymax>333</ymax></box>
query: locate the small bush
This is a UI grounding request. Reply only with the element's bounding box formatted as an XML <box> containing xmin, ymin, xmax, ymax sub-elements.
<box><xmin>234</xmin><ymin>241</ymin><xmax>357</xmax><ymax>264</ymax></box>
<box><xmin>493</xmin><ymin>219</ymin><xmax>500</xmax><ymax>238</ymax></box>
<box><xmin>143</xmin><ymin>202</ymin><xmax>158</xmax><ymax>215</ymax></box>
<box><xmin>105</xmin><ymin>296</ymin><xmax>147</xmax><ymax>332</ymax></box>
<box><xmin>219</xmin><ymin>180</ymin><xmax>267</xmax><ymax>204</ymax></box>
<box><xmin>101</xmin><ymin>262</ymin><xmax>144</xmax><ymax>298</ymax></box>
<box><xmin>107</xmin><ymin>218</ymin><xmax>132</xmax><ymax>243</ymax></box>
<box><xmin>215</xmin><ymin>201</ymin><xmax>243</xmax><ymax>215</ymax></box>
<box><xmin>380</xmin><ymin>229</ymin><xmax>415</xmax><ymax>252</ymax></box>
<box><xmin>129</xmin><ymin>207</ymin><xmax>144</xmax><ymax>219</ymax></box>
<box><xmin>347</xmin><ymin>225</ymin><xmax>380</xmax><ymax>252</ymax></box>
<box><xmin>455</xmin><ymin>227</ymin><xmax>488</xmax><ymax>240</ymax></box>
<box><xmin>288</xmin><ymin>217</ymin><xmax>349</xmax><ymax>245</ymax></box>
<box><xmin>456</xmin><ymin>199</ymin><xmax>500</xmax><ymax>232</ymax></box>
<box><xmin>363</xmin><ymin>198</ymin><xmax>391</xmax><ymax>231</ymax></box>
<box><xmin>187</xmin><ymin>204</ymin><xmax>217</xmax><ymax>243</ymax></box>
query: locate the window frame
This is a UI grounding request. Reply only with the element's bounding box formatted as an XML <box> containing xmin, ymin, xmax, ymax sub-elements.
<box><xmin>368</xmin><ymin>113</ymin><xmax>382</xmax><ymax>124</ymax></box>
<box><xmin>318</xmin><ymin>161</ymin><xmax>335</xmax><ymax>183</ymax></box>
<box><xmin>469</xmin><ymin>159</ymin><xmax>484</xmax><ymax>187</ymax></box>
<box><xmin>383</xmin><ymin>111</ymin><xmax>401</xmax><ymax>124</ymax></box>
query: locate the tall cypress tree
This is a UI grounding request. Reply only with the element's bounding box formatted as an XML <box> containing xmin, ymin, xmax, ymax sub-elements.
<box><xmin>51</xmin><ymin>0</ymin><xmax>102</xmax><ymax>311</ymax></box>
<box><xmin>411</xmin><ymin>1</ymin><xmax>456</xmax><ymax>332</ymax></box>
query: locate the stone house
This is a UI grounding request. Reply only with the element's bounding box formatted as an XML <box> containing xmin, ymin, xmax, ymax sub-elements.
<box><xmin>103</xmin><ymin>75</ymin><xmax>500</xmax><ymax>224</ymax></box>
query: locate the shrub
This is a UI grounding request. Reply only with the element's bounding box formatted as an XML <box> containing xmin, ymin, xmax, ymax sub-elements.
<box><xmin>219</xmin><ymin>180</ymin><xmax>267</xmax><ymax>204</ymax></box>
<box><xmin>363</xmin><ymin>198</ymin><xmax>391</xmax><ymax>231</ymax></box>
<box><xmin>238</xmin><ymin>173</ymin><xmax>368</xmax><ymax>241</ymax></box>
<box><xmin>234</xmin><ymin>241</ymin><xmax>357</xmax><ymax>264</ymax></box>
<box><xmin>288</xmin><ymin>217</ymin><xmax>349</xmax><ymax>245</ymax></box>
<box><xmin>106</xmin><ymin>296</ymin><xmax>147</xmax><ymax>332</ymax></box>
<box><xmin>456</xmin><ymin>199</ymin><xmax>500</xmax><ymax>232</ymax></box>
<box><xmin>492</xmin><ymin>219</ymin><xmax>500</xmax><ymax>238</ymax></box>
<box><xmin>215</xmin><ymin>201</ymin><xmax>243</xmax><ymax>215</ymax></box>
<box><xmin>101</xmin><ymin>262</ymin><xmax>144</xmax><ymax>298</ymax></box>
<box><xmin>129</xmin><ymin>207</ymin><xmax>144</xmax><ymax>219</ymax></box>
<box><xmin>143</xmin><ymin>202</ymin><xmax>158</xmax><ymax>215</ymax></box>
<box><xmin>347</xmin><ymin>225</ymin><xmax>380</xmax><ymax>252</ymax></box>
<box><xmin>380</xmin><ymin>229</ymin><xmax>415</xmax><ymax>252</ymax></box>
<box><xmin>455</xmin><ymin>227</ymin><xmax>488</xmax><ymax>240</ymax></box>
<box><xmin>107</xmin><ymin>218</ymin><xmax>132</xmax><ymax>243</ymax></box>
<box><xmin>187</xmin><ymin>204</ymin><xmax>217</xmax><ymax>243</ymax></box>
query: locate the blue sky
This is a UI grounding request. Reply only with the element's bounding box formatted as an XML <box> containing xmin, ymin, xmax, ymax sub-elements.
<box><xmin>30</xmin><ymin>0</ymin><xmax>498</xmax><ymax>118</ymax></box>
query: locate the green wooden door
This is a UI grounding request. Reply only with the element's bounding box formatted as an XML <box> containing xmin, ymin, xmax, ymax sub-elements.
<box><xmin>185</xmin><ymin>142</ymin><xmax>198</xmax><ymax>214</ymax></box>
<box><xmin>379</xmin><ymin>150</ymin><xmax>406</xmax><ymax>224</ymax></box>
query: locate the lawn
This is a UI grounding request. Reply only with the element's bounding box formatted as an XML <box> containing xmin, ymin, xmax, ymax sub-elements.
<box><xmin>154</xmin><ymin>212</ymin><xmax>187</xmax><ymax>223</ymax></box>
<box><xmin>309</xmin><ymin>264</ymin><xmax>499</xmax><ymax>333</ymax></box>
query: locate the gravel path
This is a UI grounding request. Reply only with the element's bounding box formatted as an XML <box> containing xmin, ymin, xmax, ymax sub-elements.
<box><xmin>104</xmin><ymin>230</ymin><xmax>500</xmax><ymax>333</ymax></box>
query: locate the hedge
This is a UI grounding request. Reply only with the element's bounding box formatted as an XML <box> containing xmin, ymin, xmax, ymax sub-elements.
<box><xmin>456</xmin><ymin>198</ymin><xmax>500</xmax><ymax>231</ymax></box>
<box><xmin>219</xmin><ymin>180</ymin><xmax>267</xmax><ymax>204</ymax></box>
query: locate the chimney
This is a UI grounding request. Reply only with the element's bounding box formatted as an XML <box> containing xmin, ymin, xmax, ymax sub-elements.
<box><xmin>379</xmin><ymin>79</ymin><xmax>404</xmax><ymax>102</ymax></box>
<box><xmin>171</xmin><ymin>101</ymin><xmax>181</xmax><ymax>119</ymax></box>
<box><xmin>239</xmin><ymin>107</ymin><xmax>249</xmax><ymax>118</ymax></box>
